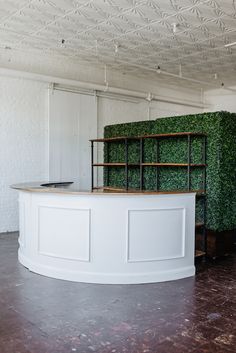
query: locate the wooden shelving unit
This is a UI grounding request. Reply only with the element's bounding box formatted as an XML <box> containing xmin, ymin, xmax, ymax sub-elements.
<box><xmin>90</xmin><ymin>131</ymin><xmax>207</xmax><ymax>259</ymax></box>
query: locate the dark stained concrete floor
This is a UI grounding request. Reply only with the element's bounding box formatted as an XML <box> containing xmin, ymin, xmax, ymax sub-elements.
<box><xmin>0</xmin><ymin>232</ymin><xmax>235</xmax><ymax>353</ymax></box>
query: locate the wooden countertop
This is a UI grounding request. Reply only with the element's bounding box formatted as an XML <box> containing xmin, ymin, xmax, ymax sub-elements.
<box><xmin>11</xmin><ymin>182</ymin><xmax>197</xmax><ymax>196</ymax></box>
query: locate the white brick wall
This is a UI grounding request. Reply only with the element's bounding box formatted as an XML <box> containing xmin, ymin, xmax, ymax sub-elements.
<box><xmin>0</xmin><ymin>76</ymin><xmax>49</xmax><ymax>232</ymax></box>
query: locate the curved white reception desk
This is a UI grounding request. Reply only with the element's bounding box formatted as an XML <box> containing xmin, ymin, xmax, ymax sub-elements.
<box><xmin>12</xmin><ymin>183</ymin><xmax>196</xmax><ymax>284</ymax></box>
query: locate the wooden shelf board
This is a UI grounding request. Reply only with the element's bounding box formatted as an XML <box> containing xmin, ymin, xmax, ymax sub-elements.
<box><xmin>196</xmin><ymin>222</ymin><xmax>204</xmax><ymax>228</ymax></box>
<box><xmin>93</xmin><ymin>163</ymin><xmax>206</xmax><ymax>167</ymax></box>
<box><xmin>93</xmin><ymin>163</ymin><xmax>126</xmax><ymax>167</ymax></box>
<box><xmin>93</xmin><ymin>163</ymin><xmax>140</xmax><ymax>167</ymax></box>
<box><xmin>141</xmin><ymin>163</ymin><xmax>206</xmax><ymax>167</ymax></box>
<box><xmin>195</xmin><ymin>250</ymin><xmax>206</xmax><ymax>258</ymax></box>
<box><xmin>96</xmin><ymin>186</ymin><xmax>205</xmax><ymax>195</ymax></box>
<box><xmin>90</xmin><ymin>137</ymin><xmax>139</xmax><ymax>142</ymax></box>
<box><xmin>100</xmin><ymin>186</ymin><xmax>128</xmax><ymax>192</ymax></box>
<box><xmin>90</xmin><ymin>132</ymin><xmax>206</xmax><ymax>143</ymax></box>
<box><xmin>137</xmin><ymin>132</ymin><xmax>206</xmax><ymax>139</ymax></box>
<box><xmin>94</xmin><ymin>186</ymin><xmax>205</xmax><ymax>197</ymax></box>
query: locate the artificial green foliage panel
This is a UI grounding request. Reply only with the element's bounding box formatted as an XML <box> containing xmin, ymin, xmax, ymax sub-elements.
<box><xmin>104</xmin><ymin>120</ymin><xmax>155</xmax><ymax>138</ymax></box>
<box><xmin>104</xmin><ymin>111</ymin><xmax>236</xmax><ymax>232</ymax></box>
<box><xmin>151</xmin><ymin>112</ymin><xmax>222</xmax><ymax>231</ymax></box>
<box><xmin>218</xmin><ymin>115</ymin><xmax>236</xmax><ymax>230</ymax></box>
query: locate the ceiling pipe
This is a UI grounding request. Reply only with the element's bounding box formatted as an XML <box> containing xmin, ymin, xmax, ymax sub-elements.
<box><xmin>222</xmin><ymin>87</ymin><xmax>236</xmax><ymax>93</ymax></box>
<box><xmin>224</xmin><ymin>41</ymin><xmax>236</xmax><ymax>48</ymax></box>
<box><xmin>155</xmin><ymin>66</ymin><xmax>214</xmax><ymax>87</ymax></box>
<box><xmin>53</xmin><ymin>84</ymin><xmax>206</xmax><ymax>109</ymax></box>
<box><xmin>0</xmin><ymin>67</ymin><xmax>206</xmax><ymax>109</ymax></box>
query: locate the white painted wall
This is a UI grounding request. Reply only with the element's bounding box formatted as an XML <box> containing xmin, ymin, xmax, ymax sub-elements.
<box><xmin>0</xmin><ymin>64</ymin><xmax>204</xmax><ymax>233</ymax></box>
<box><xmin>204</xmin><ymin>87</ymin><xmax>236</xmax><ymax>112</ymax></box>
<box><xmin>49</xmin><ymin>90</ymin><xmax>97</xmax><ymax>189</ymax></box>
<box><xmin>149</xmin><ymin>100</ymin><xmax>202</xmax><ymax>119</ymax></box>
<box><xmin>0</xmin><ymin>76</ymin><xmax>48</xmax><ymax>232</ymax></box>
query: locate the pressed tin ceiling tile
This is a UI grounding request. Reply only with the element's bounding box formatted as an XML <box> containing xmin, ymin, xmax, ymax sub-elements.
<box><xmin>0</xmin><ymin>0</ymin><xmax>236</xmax><ymax>86</ymax></box>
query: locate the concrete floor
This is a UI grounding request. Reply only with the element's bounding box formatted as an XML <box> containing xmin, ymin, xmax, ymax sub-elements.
<box><xmin>0</xmin><ymin>232</ymin><xmax>235</xmax><ymax>353</ymax></box>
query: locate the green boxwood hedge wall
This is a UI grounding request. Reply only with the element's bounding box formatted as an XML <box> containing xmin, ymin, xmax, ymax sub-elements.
<box><xmin>104</xmin><ymin>111</ymin><xmax>236</xmax><ymax>232</ymax></box>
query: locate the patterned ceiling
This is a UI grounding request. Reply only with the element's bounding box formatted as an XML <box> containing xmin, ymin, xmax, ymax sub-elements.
<box><xmin>0</xmin><ymin>0</ymin><xmax>236</xmax><ymax>87</ymax></box>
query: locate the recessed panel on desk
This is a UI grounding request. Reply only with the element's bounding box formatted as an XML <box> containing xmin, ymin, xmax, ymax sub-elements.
<box><xmin>38</xmin><ymin>206</ymin><xmax>90</xmax><ymax>262</ymax></box>
<box><xmin>127</xmin><ymin>208</ymin><xmax>185</xmax><ymax>262</ymax></box>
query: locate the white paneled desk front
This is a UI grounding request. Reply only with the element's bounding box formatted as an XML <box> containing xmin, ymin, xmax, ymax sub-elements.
<box><xmin>12</xmin><ymin>182</ymin><xmax>196</xmax><ymax>284</ymax></box>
